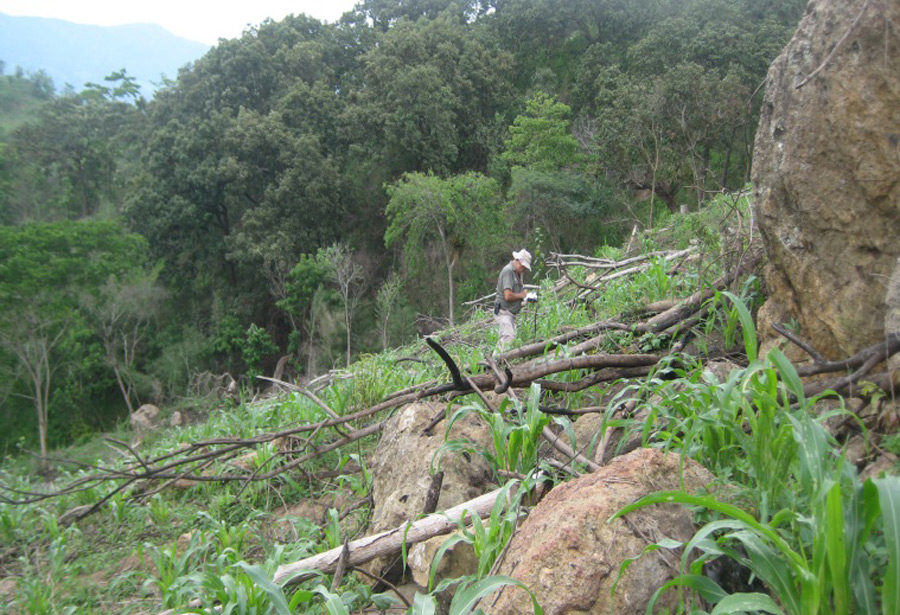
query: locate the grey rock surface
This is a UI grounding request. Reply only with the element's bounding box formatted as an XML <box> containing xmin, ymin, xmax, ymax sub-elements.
<box><xmin>752</xmin><ymin>0</ymin><xmax>900</xmax><ymax>359</ymax></box>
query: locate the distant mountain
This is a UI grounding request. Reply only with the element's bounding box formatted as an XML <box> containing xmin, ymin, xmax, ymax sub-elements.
<box><xmin>0</xmin><ymin>13</ymin><xmax>211</xmax><ymax>97</ymax></box>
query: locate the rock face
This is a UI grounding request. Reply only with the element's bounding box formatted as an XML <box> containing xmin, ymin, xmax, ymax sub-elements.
<box><xmin>490</xmin><ymin>448</ymin><xmax>714</xmax><ymax>615</ymax></box>
<box><xmin>752</xmin><ymin>0</ymin><xmax>900</xmax><ymax>359</ymax></box>
<box><xmin>887</xmin><ymin>256</ymin><xmax>900</xmax><ymax>370</ymax></box>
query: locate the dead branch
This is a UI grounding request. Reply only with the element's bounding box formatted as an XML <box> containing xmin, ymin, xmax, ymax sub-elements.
<box><xmin>634</xmin><ymin>249</ymin><xmax>760</xmax><ymax>334</ymax></box>
<box><xmin>257</xmin><ymin>376</ymin><xmax>350</xmax><ymax>437</ymax></box>
<box><xmin>536</xmin><ymin>365</ymin><xmax>655</xmax><ymax>393</ymax></box>
<box><xmin>772</xmin><ymin>323</ymin><xmax>826</xmax><ymax>363</ymax></box>
<box><xmin>541</xmin><ymin>426</ymin><xmax>601</xmax><ymax>472</ymax></box>
<box><xmin>494</xmin><ymin>321</ymin><xmax>633</xmax><ymax>363</ymax></box>
<box><xmin>500</xmin><ymin>353</ymin><xmax>662</xmax><ymax>391</ymax></box>
<box><xmin>796</xmin><ymin>333</ymin><xmax>900</xmax><ymax>378</ymax></box>
<box><xmin>274</xmin><ymin>485</ymin><xmax>518</xmax><ymax>586</ymax></box>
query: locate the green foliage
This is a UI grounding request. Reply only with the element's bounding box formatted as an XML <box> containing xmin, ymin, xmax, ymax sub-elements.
<box><xmin>502</xmin><ymin>92</ymin><xmax>583</xmax><ymax>172</ymax></box>
<box><xmin>0</xmin><ymin>70</ymin><xmax>54</xmax><ymax>143</ymax></box>
<box><xmin>6</xmin><ymin>92</ymin><xmax>144</xmax><ymax>221</ymax></box>
<box><xmin>242</xmin><ymin>323</ymin><xmax>279</xmax><ymax>380</ymax></box>
<box><xmin>375</xmin><ymin>273</ymin><xmax>404</xmax><ymax>350</ymax></box>
<box><xmin>355</xmin><ymin>12</ymin><xmax>514</xmax><ymax>175</ymax></box>
<box><xmin>437</xmin><ymin>384</ymin><xmax>572</xmax><ymax>479</ymax></box>
<box><xmin>422</xmin><ymin>478</ymin><xmax>544</xmax><ymax>614</ymax></box>
<box><xmin>0</xmin><ymin>4</ymin><xmax>821</xmax><ymax>613</ymax></box>
<box><xmin>610</xmin><ymin>308</ymin><xmax>899</xmax><ymax>614</ymax></box>
<box><xmin>0</xmin><ymin>221</ymin><xmax>150</xmax><ymax>454</ymax></box>
<box><xmin>278</xmin><ymin>253</ymin><xmax>331</xmax><ymax>333</ymax></box>
<box><xmin>385</xmin><ymin>170</ymin><xmax>504</xmax><ymax>323</ymax></box>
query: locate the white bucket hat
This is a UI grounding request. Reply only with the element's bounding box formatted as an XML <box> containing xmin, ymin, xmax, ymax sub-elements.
<box><xmin>512</xmin><ymin>249</ymin><xmax>532</xmax><ymax>271</ymax></box>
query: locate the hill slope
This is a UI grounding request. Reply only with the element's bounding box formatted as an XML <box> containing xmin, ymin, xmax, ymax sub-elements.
<box><xmin>0</xmin><ymin>12</ymin><xmax>210</xmax><ymax>96</ymax></box>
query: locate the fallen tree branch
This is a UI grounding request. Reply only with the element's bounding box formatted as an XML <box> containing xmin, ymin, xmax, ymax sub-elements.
<box><xmin>772</xmin><ymin>323</ymin><xmax>825</xmax><ymax>363</ymax></box>
<box><xmin>273</xmin><ymin>485</ymin><xmax>517</xmax><ymax>586</ymax></box>
<box><xmin>797</xmin><ymin>333</ymin><xmax>900</xmax><ymax>378</ymax></box>
<box><xmin>541</xmin><ymin>426</ymin><xmax>601</xmax><ymax>473</ymax></box>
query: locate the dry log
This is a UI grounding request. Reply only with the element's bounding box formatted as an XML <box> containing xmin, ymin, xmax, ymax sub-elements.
<box><xmin>496</xmin><ymin>321</ymin><xmax>632</xmax><ymax>363</ymax></box>
<box><xmin>537</xmin><ymin>365</ymin><xmax>655</xmax><ymax>392</ymax></box>
<box><xmin>501</xmin><ymin>353</ymin><xmax>661</xmax><ymax>390</ymax></box>
<box><xmin>274</xmin><ymin>485</ymin><xmax>515</xmax><ymax>586</ymax></box>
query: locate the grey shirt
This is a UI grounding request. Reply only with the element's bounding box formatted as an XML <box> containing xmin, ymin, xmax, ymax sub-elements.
<box><xmin>496</xmin><ymin>261</ymin><xmax>524</xmax><ymax>315</ymax></box>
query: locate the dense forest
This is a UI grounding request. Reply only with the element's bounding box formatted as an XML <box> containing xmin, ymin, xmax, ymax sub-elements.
<box><xmin>0</xmin><ymin>0</ymin><xmax>806</xmax><ymax>458</ymax></box>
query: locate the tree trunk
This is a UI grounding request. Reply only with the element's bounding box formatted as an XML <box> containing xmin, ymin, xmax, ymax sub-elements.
<box><xmin>438</xmin><ymin>225</ymin><xmax>455</xmax><ymax>325</ymax></box>
<box><xmin>35</xmin><ymin>353</ymin><xmax>50</xmax><ymax>472</ymax></box>
<box><xmin>345</xmin><ymin>307</ymin><xmax>352</xmax><ymax>367</ymax></box>
<box><xmin>113</xmin><ymin>363</ymin><xmax>135</xmax><ymax>415</ymax></box>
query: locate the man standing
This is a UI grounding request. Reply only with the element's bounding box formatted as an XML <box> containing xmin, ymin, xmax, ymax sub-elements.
<box><xmin>494</xmin><ymin>249</ymin><xmax>534</xmax><ymax>348</ymax></box>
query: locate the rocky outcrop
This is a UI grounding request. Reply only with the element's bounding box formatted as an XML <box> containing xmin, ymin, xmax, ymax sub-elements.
<box><xmin>752</xmin><ymin>0</ymin><xmax>900</xmax><ymax>359</ymax></box>
<box><xmin>490</xmin><ymin>448</ymin><xmax>714</xmax><ymax>615</ymax></box>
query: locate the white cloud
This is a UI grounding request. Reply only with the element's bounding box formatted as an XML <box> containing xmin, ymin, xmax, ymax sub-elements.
<box><xmin>0</xmin><ymin>0</ymin><xmax>359</xmax><ymax>45</ymax></box>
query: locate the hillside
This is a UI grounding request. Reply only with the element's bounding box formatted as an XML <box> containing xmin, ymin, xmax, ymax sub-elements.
<box><xmin>0</xmin><ymin>12</ymin><xmax>210</xmax><ymax>96</ymax></box>
<box><xmin>2</xmin><ymin>1</ymin><xmax>897</xmax><ymax>611</ymax></box>
<box><xmin>1</xmin><ymin>198</ymin><xmax>897</xmax><ymax>613</ymax></box>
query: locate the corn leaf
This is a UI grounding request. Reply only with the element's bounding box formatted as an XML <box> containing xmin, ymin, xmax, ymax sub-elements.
<box><xmin>710</xmin><ymin>593</ymin><xmax>784</xmax><ymax>615</ymax></box>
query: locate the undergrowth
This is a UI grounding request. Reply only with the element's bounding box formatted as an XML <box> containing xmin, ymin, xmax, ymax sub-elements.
<box><xmin>0</xmin><ymin>192</ymin><xmax>896</xmax><ymax>614</ymax></box>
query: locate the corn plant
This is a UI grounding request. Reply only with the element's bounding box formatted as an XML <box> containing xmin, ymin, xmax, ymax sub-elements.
<box><xmin>409</xmin><ymin>575</ymin><xmax>544</xmax><ymax>615</ymax></box>
<box><xmin>336</xmin><ymin>453</ymin><xmax>373</xmax><ymax>499</ymax></box>
<box><xmin>611</xmin><ymin>469</ymin><xmax>900</xmax><ymax>614</ymax></box>
<box><xmin>187</xmin><ymin>562</ymin><xmax>345</xmax><ymax>615</ymax></box>
<box><xmin>194</xmin><ymin>511</ymin><xmax>259</xmax><ymax>563</ymax></box>
<box><xmin>149</xmin><ymin>493</ymin><xmax>173</xmax><ymax>524</ymax></box>
<box><xmin>426</xmin><ymin>479</ymin><xmax>522</xmax><ymax>593</ymax></box>
<box><xmin>640</xmin><ymin>292</ymin><xmax>811</xmax><ymax>519</ymax></box>
<box><xmin>609</xmin><ymin>293</ymin><xmax>900</xmax><ymax>614</ymax></box>
<box><xmin>13</xmin><ymin>576</ymin><xmax>57</xmax><ymax>615</ymax></box>
<box><xmin>135</xmin><ymin>534</ymin><xmax>212</xmax><ymax>609</ymax></box>
<box><xmin>0</xmin><ymin>500</ymin><xmax>30</xmax><ymax>543</ymax></box>
<box><xmin>438</xmin><ymin>384</ymin><xmax>561</xmax><ymax>478</ymax></box>
<box><xmin>417</xmin><ymin>479</ymin><xmax>543</xmax><ymax>614</ymax></box>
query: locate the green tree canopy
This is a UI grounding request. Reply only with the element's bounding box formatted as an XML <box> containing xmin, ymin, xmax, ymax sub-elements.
<box><xmin>385</xmin><ymin>171</ymin><xmax>503</xmax><ymax>323</ymax></box>
<box><xmin>356</xmin><ymin>13</ymin><xmax>514</xmax><ymax>176</ymax></box>
<box><xmin>0</xmin><ymin>221</ymin><xmax>148</xmax><ymax>461</ymax></box>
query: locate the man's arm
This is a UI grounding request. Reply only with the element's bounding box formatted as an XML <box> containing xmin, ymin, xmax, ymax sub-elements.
<box><xmin>504</xmin><ymin>288</ymin><xmax>527</xmax><ymax>302</ymax></box>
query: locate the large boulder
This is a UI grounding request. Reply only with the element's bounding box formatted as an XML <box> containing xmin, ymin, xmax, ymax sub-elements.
<box><xmin>364</xmin><ymin>401</ymin><xmax>494</xmax><ymax>582</ymax></box>
<box><xmin>752</xmin><ymin>0</ymin><xmax>900</xmax><ymax>359</ymax></box>
<box><xmin>130</xmin><ymin>404</ymin><xmax>161</xmax><ymax>432</ymax></box>
<box><xmin>490</xmin><ymin>448</ymin><xmax>714</xmax><ymax>615</ymax></box>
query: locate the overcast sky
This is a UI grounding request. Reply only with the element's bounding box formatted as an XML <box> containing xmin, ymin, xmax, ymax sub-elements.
<box><xmin>0</xmin><ymin>1</ymin><xmax>360</xmax><ymax>45</ymax></box>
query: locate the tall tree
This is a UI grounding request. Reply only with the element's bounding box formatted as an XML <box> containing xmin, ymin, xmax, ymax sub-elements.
<box><xmin>0</xmin><ymin>221</ymin><xmax>148</xmax><ymax>464</ymax></box>
<box><xmin>0</xmin><ymin>306</ymin><xmax>68</xmax><ymax>471</ymax></box>
<box><xmin>502</xmin><ymin>92</ymin><xmax>602</xmax><ymax>250</ymax></box>
<box><xmin>81</xmin><ymin>270</ymin><xmax>164</xmax><ymax>416</ymax></box>
<box><xmin>321</xmin><ymin>244</ymin><xmax>368</xmax><ymax>367</ymax></box>
<box><xmin>385</xmin><ymin>171</ymin><xmax>502</xmax><ymax>324</ymax></box>
<box><xmin>355</xmin><ymin>13</ymin><xmax>514</xmax><ymax>176</ymax></box>
<box><xmin>7</xmin><ymin>91</ymin><xmax>144</xmax><ymax>222</ymax></box>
